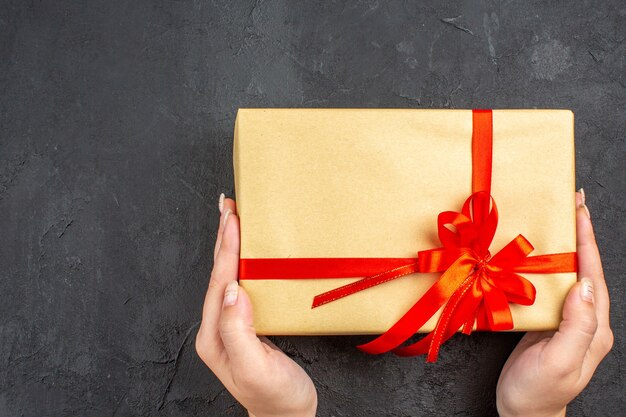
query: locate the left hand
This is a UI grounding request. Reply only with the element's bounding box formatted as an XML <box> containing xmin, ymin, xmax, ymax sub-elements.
<box><xmin>195</xmin><ymin>196</ymin><xmax>317</xmax><ymax>417</ymax></box>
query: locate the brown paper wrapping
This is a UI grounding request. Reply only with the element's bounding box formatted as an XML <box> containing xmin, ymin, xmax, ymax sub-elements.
<box><xmin>233</xmin><ymin>109</ymin><xmax>576</xmax><ymax>335</ymax></box>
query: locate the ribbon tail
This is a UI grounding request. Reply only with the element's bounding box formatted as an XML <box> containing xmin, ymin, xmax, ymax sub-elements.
<box><xmin>481</xmin><ymin>278</ymin><xmax>514</xmax><ymax>330</ymax></box>
<box><xmin>393</xmin><ymin>278</ymin><xmax>484</xmax><ymax>361</ymax></box>
<box><xmin>312</xmin><ymin>261</ymin><xmax>419</xmax><ymax>308</ymax></box>
<box><xmin>461</xmin><ymin>314</ymin><xmax>476</xmax><ymax>334</ymax></box>
<box><xmin>357</xmin><ymin>254</ymin><xmax>475</xmax><ymax>355</ymax></box>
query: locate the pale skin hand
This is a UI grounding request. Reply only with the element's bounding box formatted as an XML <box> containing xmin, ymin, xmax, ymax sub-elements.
<box><xmin>195</xmin><ymin>196</ymin><xmax>317</xmax><ymax>417</ymax></box>
<box><xmin>497</xmin><ymin>190</ymin><xmax>614</xmax><ymax>417</ymax></box>
<box><xmin>195</xmin><ymin>192</ymin><xmax>611</xmax><ymax>417</ymax></box>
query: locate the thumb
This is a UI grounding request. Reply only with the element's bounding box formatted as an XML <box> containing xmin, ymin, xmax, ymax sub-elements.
<box><xmin>219</xmin><ymin>280</ymin><xmax>267</xmax><ymax>366</ymax></box>
<box><xmin>544</xmin><ymin>278</ymin><xmax>598</xmax><ymax>371</ymax></box>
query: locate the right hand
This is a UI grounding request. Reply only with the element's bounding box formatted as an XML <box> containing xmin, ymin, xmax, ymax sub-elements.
<box><xmin>496</xmin><ymin>190</ymin><xmax>613</xmax><ymax>417</ymax></box>
<box><xmin>195</xmin><ymin>196</ymin><xmax>318</xmax><ymax>417</ymax></box>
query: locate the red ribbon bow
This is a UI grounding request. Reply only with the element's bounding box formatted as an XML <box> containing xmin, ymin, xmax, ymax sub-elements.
<box><xmin>310</xmin><ymin>190</ymin><xmax>576</xmax><ymax>362</ymax></box>
<box><xmin>239</xmin><ymin>109</ymin><xmax>578</xmax><ymax>362</ymax></box>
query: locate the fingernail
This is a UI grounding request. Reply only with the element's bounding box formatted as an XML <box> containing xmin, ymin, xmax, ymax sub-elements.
<box><xmin>576</xmin><ymin>188</ymin><xmax>583</xmax><ymax>206</ymax></box>
<box><xmin>577</xmin><ymin>188</ymin><xmax>591</xmax><ymax>219</ymax></box>
<box><xmin>223</xmin><ymin>280</ymin><xmax>239</xmax><ymax>307</ymax></box>
<box><xmin>579</xmin><ymin>188</ymin><xmax>586</xmax><ymax>205</ymax></box>
<box><xmin>223</xmin><ymin>208</ymin><xmax>231</xmax><ymax>228</ymax></box>
<box><xmin>218</xmin><ymin>193</ymin><xmax>225</xmax><ymax>214</ymax></box>
<box><xmin>580</xmin><ymin>278</ymin><xmax>594</xmax><ymax>304</ymax></box>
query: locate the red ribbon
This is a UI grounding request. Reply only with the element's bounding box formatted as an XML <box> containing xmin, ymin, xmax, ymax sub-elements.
<box><xmin>239</xmin><ymin>109</ymin><xmax>578</xmax><ymax>362</ymax></box>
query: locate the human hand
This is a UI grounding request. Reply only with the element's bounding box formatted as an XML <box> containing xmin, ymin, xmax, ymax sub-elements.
<box><xmin>496</xmin><ymin>189</ymin><xmax>613</xmax><ymax>417</ymax></box>
<box><xmin>195</xmin><ymin>195</ymin><xmax>317</xmax><ymax>417</ymax></box>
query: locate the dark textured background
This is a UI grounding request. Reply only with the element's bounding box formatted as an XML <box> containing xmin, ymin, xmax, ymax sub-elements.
<box><xmin>1</xmin><ymin>1</ymin><xmax>624</xmax><ymax>416</ymax></box>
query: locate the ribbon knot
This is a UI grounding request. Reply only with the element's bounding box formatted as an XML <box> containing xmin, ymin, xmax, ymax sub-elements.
<box><xmin>352</xmin><ymin>191</ymin><xmax>539</xmax><ymax>362</ymax></box>
<box><xmin>473</xmin><ymin>255</ymin><xmax>490</xmax><ymax>273</ymax></box>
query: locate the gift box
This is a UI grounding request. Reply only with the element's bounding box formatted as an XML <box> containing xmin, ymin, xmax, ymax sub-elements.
<box><xmin>233</xmin><ymin>108</ymin><xmax>577</xmax><ymax>360</ymax></box>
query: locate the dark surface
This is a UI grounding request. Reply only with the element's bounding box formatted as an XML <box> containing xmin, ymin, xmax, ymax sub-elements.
<box><xmin>1</xmin><ymin>1</ymin><xmax>624</xmax><ymax>416</ymax></box>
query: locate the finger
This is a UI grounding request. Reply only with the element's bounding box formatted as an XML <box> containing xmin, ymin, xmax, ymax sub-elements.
<box><xmin>205</xmin><ymin>203</ymin><xmax>240</xmax><ymax>330</ymax></box>
<box><xmin>498</xmin><ymin>331</ymin><xmax>551</xmax><ymax>375</ymax></box>
<box><xmin>196</xmin><ymin>323</ymin><xmax>227</xmax><ymax>371</ymax></box>
<box><xmin>544</xmin><ymin>279</ymin><xmax>597</xmax><ymax>374</ymax></box>
<box><xmin>212</xmin><ymin>193</ymin><xmax>225</xmax><ymax>261</ymax></box>
<box><xmin>259</xmin><ymin>336</ymin><xmax>283</xmax><ymax>352</ymax></box>
<box><xmin>575</xmin><ymin>190</ymin><xmax>614</xmax><ymax>363</ymax></box>
<box><xmin>219</xmin><ymin>281</ymin><xmax>268</xmax><ymax>367</ymax></box>
<box><xmin>214</xmin><ymin>197</ymin><xmax>238</xmax><ymax>261</ymax></box>
<box><xmin>575</xmin><ymin>190</ymin><xmax>610</xmax><ymax>329</ymax></box>
<box><xmin>198</xmin><ymin>203</ymin><xmax>240</xmax><ymax>360</ymax></box>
